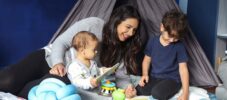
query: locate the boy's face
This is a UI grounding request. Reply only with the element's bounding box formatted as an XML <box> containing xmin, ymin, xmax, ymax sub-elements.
<box><xmin>160</xmin><ymin>24</ymin><xmax>179</xmax><ymax>44</ymax></box>
<box><xmin>83</xmin><ymin>40</ymin><xmax>98</xmax><ymax>60</ymax></box>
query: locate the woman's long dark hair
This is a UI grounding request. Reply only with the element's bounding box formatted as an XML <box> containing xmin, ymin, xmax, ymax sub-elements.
<box><xmin>100</xmin><ymin>5</ymin><xmax>142</xmax><ymax>74</ymax></box>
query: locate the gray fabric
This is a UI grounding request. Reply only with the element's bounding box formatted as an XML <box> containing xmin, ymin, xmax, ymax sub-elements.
<box><xmin>78</xmin><ymin>88</ymin><xmax>112</xmax><ymax>100</ymax></box>
<box><xmin>49</xmin><ymin>0</ymin><xmax>116</xmax><ymax>44</ymax></box>
<box><xmin>48</xmin><ymin>0</ymin><xmax>220</xmax><ymax>87</ymax></box>
<box><xmin>136</xmin><ymin>0</ymin><xmax>220</xmax><ymax>86</ymax></box>
<box><xmin>218</xmin><ymin>61</ymin><xmax>227</xmax><ymax>88</ymax></box>
<box><xmin>115</xmin><ymin>63</ymin><xmax>131</xmax><ymax>89</ymax></box>
<box><xmin>215</xmin><ymin>86</ymin><xmax>227</xmax><ymax>100</ymax></box>
<box><xmin>114</xmin><ymin>62</ymin><xmax>141</xmax><ymax>89</ymax></box>
<box><xmin>130</xmin><ymin>75</ymin><xmax>141</xmax><ymax>87</ymax></box>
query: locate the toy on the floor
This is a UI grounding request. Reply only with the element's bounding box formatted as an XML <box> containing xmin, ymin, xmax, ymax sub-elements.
<box><xmin>28</xmin><ymin>78</ymin><xmax>81</xmax><ymax>100</ymax></box>
<box><xmin>99</xmin><ymin>80</ymin><xmax>116</xmax><ymax>96</ymax></box>
<box><xmin>112</xmin><ymin>88</ymin><xmax>125</xmax><ymax>100</ymax></box>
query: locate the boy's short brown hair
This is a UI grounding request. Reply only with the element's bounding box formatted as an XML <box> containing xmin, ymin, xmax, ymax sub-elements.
<box><xmin>162</xmin><ymin>9</ymin><xmax>188</xmax><ymax>39</ymax></box>
<box><xmin>72</xmin><ymin>31</ymin><xmax>98</xmax><ymax>50</ymax></box>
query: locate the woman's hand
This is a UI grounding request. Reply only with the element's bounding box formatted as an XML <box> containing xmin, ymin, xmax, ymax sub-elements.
<box><xmin>90</xmin><ymin>77</ymin><xmax>98</xmax><ymax>88</ymax></box>
<box><xmin>49</xmin><ymin>63</ymin><xmax>66</xmax><ymax>77</ymax></box>
<box><xmin>139</xmin><ymin>75</ymin><xmax>149</xmax><ymax>87</ymax></box>
<box><xmin>125</xmin><ymin>84</ymin><xmax>137</xmax><ymax>99</ymax></box>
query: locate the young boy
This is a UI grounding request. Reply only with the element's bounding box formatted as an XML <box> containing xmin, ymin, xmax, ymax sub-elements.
<box><xmin>136</xmin><ymin>9</ymin><xmax>189</xmax><ymax>100</ymax></box>
<box><xmin>67</xmin><ymin>31</ymin><xmax>100</xmax><ymax>90</ymax></box>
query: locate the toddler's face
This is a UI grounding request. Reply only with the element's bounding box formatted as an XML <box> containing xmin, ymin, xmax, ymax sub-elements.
<box><xmin>84</xmin><ymin>40</ymin><xmax>98</xmax><ymax>60</ymax></box>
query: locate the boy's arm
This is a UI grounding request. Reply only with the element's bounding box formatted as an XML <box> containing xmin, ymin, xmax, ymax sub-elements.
<box><xmin>142</xmin><ymin>55</ymin><xmax>151</xmax><ymax>76</ymax></box>
<box><xmin>179</xmin><ymin>62</ymin><xmax>189</xmax><ymax>100</ymax></box>
<box><xmin>139</xmin><ymin>55</ymin><xmax>151</xmax><ymax>86</ymax></box>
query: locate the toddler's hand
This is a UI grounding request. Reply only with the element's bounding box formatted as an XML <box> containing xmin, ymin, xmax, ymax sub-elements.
<box><xmin>139</xmin><ymin>75</ymin><xmax>149</xmax><ymax>87</ymax></box>
<box><xmin>90</xmin><ymin>77</ymin><xmax>98</xmax><ymax>87</ymax></box>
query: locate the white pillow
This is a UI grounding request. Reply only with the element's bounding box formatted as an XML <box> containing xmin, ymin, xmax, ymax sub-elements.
<box><xmin>170</xmin><ymin>86</ymin><xmax>209</xmax><ymax>100</ymax></box>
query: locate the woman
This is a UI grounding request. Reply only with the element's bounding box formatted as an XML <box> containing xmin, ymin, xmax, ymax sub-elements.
<box><xmin>100</xmin><ymin>5</ymin><xmax>142</xmax><ymax>98</ymax></box>
<box><xmin>0</xmin><ymin>5</ymin><xmax>143</xmax><ymax>98</ymax></box>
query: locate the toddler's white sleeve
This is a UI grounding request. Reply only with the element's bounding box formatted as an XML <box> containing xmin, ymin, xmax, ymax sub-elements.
<box><xmin>67</xmin><ymin>62</ymin><xmax>94</xmax><ymax>89</ymax></box>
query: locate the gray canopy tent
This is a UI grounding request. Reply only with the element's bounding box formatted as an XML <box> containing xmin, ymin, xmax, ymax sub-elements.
<box><xmin>49</xmin><ymin>0</ymin><xmax>220</xmax><ymax>87</ymax></box>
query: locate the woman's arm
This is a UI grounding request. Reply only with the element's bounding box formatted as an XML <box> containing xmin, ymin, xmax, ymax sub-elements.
<box><xmin>49</xmin><ymin>17</ymin><xmax>104</xmax><ymax>76</ymax></box>
<box><xmin>50</xmin><ymin>17</ymin><xmax>104</xmax><ymax>67</ymax></box>
<box><xmin>178</xmin><ymin>62</ymin><xmax>189</xmax><ymax>100</ymax></box>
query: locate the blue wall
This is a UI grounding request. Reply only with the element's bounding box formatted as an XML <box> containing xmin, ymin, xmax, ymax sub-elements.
<box><xmin>0</xmin><ymin>0</ymin><xmax>76</xmax><ymax>67</ymax></box>
<box><xmin>176</xmin><ymin>0</ymin><xmax>179</xmax><ymax>4</ymax></box>
<box><xmin>0</xmin><ymin>0</ymin><xmax>219</xmax><ymax>67</ymax></box>
<box><xmin>187</xmin><ymin>0</ymin><xmax>218</xmax><ymax>66</ymax></box>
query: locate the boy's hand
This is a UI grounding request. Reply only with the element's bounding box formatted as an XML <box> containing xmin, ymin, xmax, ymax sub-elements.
<box><xmin>178</xmin><ymin>92</ymin><xmax>189</xmax><ymax>100</ymax></box>
<box><xmin>90</xmin><ymin>77</ymin><xmax>98</xmax><ymax>87</ymax></box>
<box><xmin>49</xmin><ymin>63</ymin><xmax>66</xmax><ymax>77</ymax></box>
<box><xmin>139</xmin><ymin>75</ymin><xmax>149</xmax><ymax>87</ymax></box>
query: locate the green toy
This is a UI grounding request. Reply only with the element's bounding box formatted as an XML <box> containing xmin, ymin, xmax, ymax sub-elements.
<box><xmin>112</xmin><ymin>88</ymin><xmax>126</xmax><ymax>100</ymax></box>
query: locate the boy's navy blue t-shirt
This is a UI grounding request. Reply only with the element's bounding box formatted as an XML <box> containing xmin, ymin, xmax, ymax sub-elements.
<box><xmin>144</xmin><ymin>35</ymin><xmax>188</xmax><ymax>82</ymax></box>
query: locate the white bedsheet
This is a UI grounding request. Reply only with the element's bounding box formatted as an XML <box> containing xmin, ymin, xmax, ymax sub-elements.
<box><xmin>0</xmin><ymin>86</ymin><xmax>210</xmax><ymax>100</ymax></box>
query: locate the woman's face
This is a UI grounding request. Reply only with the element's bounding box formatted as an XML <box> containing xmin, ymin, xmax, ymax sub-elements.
<box><xmin>117</xmin><ymin>18</ymin><xmax>139</xmax><ymax>42</ymax></box>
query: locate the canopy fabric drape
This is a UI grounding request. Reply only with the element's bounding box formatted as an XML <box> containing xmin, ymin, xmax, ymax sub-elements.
<box><xmin>49</xmin><ymin>0</ymin><xmax>220</xmax><ymax>86</ymax></box>
<box><xmin>49</xmin><ymin>0</ymin><xmax>116</xmax><ymax>43</ymax></box>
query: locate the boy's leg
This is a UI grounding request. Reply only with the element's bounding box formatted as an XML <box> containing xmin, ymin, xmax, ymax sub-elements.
<box><xmin>135</xmin><ymin>77</ymin><xmax>161</xmax><ymax>95</ymax></box>
<box><xmin>0</xmin><ymin>49</ymin><xmax>50</xmax><ymax>95</ymax></box>
<box><xmin>151</xmin><ymin>79</ymin><xmax>181</xmax><ymax>100</ymax></box>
